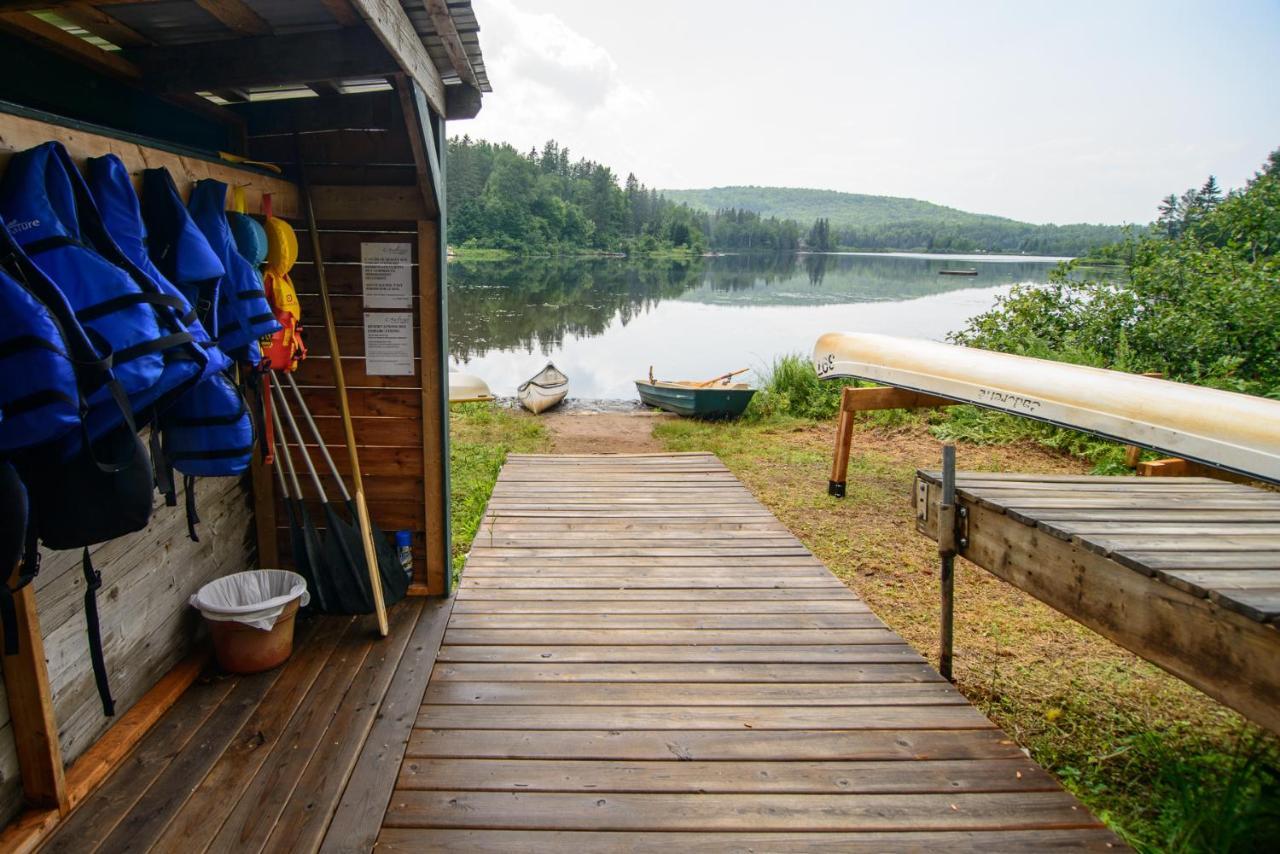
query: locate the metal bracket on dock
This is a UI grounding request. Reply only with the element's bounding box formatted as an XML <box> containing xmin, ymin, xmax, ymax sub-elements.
<box><xmin>957</xmin><ymin>505</ymin><xmax>969</xmax><ymax>551</ymax></box>
<box><xmin>915</xmin><ymin>480</ymin><xmax>928</xmax><ymax>521</ymax></box>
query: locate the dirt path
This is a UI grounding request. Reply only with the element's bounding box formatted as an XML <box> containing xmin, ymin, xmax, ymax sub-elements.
<box><xmin>539</xmin><ymin>411</ymin><xmax>675</xmax><ymax>453</ymax></box>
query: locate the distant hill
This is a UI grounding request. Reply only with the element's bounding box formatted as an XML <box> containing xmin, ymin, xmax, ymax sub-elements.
<box><xmin>661</xmin><ymin>186</ymin><xmax>1128</xmax><ymax>255</ymax></box>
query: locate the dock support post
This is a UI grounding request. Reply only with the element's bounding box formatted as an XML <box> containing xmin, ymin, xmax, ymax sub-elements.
<box><xmin>828</xmin><ymin>406</ymin><xmax>854</xmax><ymax>498</ymax></box>
<box><xmin>938</xmin><ymin>444</ymin><xmax>957</xmax><ymax>681</ymax></box>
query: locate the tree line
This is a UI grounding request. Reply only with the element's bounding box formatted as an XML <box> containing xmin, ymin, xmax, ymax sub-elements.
<box><xmin>446</xmin><ymin>136</ymin><xmax>1124</xmax><ymax>256</ymax></box>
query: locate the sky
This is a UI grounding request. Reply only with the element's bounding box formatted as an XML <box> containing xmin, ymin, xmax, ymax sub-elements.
<box><xmin>460</xmin><ymin>0</ymin><xmax>1280</xmax><ymax>225</ymax></box>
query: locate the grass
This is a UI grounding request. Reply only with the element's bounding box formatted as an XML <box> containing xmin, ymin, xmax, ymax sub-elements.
<box><xmin>448</xmin><ymin>402</ymin><xmax>550</xmax><ymax>581</ymax></box>
<box><xmin>654</xmin><ymin>409</ymin><xmax>1280</xmax><ymax>851</ymax></box>
<box><xmin>443</xmin><ymin>370</ymin><xmax>1280</xmax><ymax>849</ymax></box>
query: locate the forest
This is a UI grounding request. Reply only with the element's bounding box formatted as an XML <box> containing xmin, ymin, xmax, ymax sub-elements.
<box><xmin>446</xmin><ymin>136</ymin><xmax>1126</xmax><ymax>256</ymax></box>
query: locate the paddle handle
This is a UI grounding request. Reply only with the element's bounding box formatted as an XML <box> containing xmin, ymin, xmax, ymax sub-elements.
<box><xmin>298</xmin><ymin>152</ymin><xmax>389</xmax><ymax>638</ymax></box>
<box><xmin>698</xmin><ymin>368</ymin><xmax>750</xmax><ymax>388</ymax></box>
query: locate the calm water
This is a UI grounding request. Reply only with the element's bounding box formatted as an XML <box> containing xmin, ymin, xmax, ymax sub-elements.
<box><xmin>447</xmin><ymin>252</ymin><xmax>1069</xmax><ymax>401</ymax></box>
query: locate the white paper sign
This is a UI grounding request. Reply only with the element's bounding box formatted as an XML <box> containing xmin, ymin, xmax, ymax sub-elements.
<box><xmin>361</xmin><ymin>242</ymin><xmax>412</xmax><ymax>308</ymax></box>
<box><xmin>363</xmin><ymin>312</ymin><xmax>414</xmax><ymax>376</ymax></box>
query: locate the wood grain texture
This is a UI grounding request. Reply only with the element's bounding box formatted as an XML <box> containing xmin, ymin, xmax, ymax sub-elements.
<box><xmin>378</xmin><ymin>454</ymin><xmax>1117</xmax><ymax>847</ymax></box>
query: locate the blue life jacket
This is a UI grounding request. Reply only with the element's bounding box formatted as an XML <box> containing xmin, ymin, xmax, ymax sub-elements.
<box><xmin>88</xmin><ymin>157</ymin><xmax>230</xmax><ymax>378</ymax></box>
<box><xmin>187</xmin><ymin>179</ymin><xmax>279</xmax><ymax>364</ymax></box>
<box><xmin>0</xmin><ymin>142</ymin><xmax>206</xmax><ymax>433</ymax></box>
<box><xmin>0</xmin><ymin>221</ymin><xmax>122</xmax><ymax>455</ymax></box>
<box><xmin>89</xmin><ymin>164</ymin><xmax>254</xmax><ymax>520</ymax></box>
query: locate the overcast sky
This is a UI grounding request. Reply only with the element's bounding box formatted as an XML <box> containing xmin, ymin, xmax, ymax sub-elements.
<box><xmin>461</xmin><ymin>0</ymin><xmax>1280</xmax><ymax>225</ymax></box>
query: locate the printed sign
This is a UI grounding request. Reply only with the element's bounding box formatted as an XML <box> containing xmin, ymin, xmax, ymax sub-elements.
<box><xmin>361</xmin><ymin>242</ymin><xmax>412</xmax><ymax>308</ymax></box>
<box><xmin>364</xmin><ymin>312</ymin><xmax>414</xmax><ymax>376</ymax></box>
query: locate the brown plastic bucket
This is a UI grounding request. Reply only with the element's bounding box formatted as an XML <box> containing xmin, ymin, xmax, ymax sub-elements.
<box><xmin>207</xmin><ymin>597</ymin><xmax>301</xmax><ymax>674</ymax></box>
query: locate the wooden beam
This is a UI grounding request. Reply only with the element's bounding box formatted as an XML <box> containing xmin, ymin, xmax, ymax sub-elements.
<box><xmin>127</xmin><ymin>27</ymin><xmax>397</xmax><ymax>93</ymax></box>
<box><xmin>58</xmin><ymin>2</ymin><xmax>150</xmax><ymax>47</ymax></box>
<box><xmin>0</xmin><ymin>581</ymin><xmax>68</xmax><ymax>812</ymax></box>
<box><xmin>310</xmin><ymin>184</ymin><xmax>427</xmax><ymax>221</ymax></box>
<box><xmin>194</xmin><ymin>0</ymin><xmax>271</xmax><ymax>36</ymax></box>
<box><xmin>0</xmin><ymin>10</ymin><xmax>140</xmax><ymax>79</ymax></box>
<box><xmin>1139</xmin><ymin>457</ymin><xmax>1257</xmax><ymax>485</ymax></box>
<box><xmin>319</xmin><ymin>0</ymin><xmax>361</xmax><ymax>27</ymax></box>
<box><xmin>0</xmin><ymin>106</ymin><xmax>299</xmax><ymax>216</ymax></box>
<box><xmin>234</xmin><ymin>89</ymin><xmax>401</xmax><ymax>135</ymax></box>
<box><xmin>396</xmin><ymin>75</ymin><xmax>440</xmax><ymax>219</ymax></box>
<box><xmin>419</xmin><ymin>218</ymin><xmax>450</xmax><ymax>595</ymax></box>
<box><xmin>841</xmin><ymin>385</ymin><xmax>956</xmax><ymax>414</ymax></box>
<box><xmin>916</xmin><ymin>476</ymin><xmax>1280</xmax><ymax>734</ymax></box>
<box><xmin>420</xmin><ymin>0</ymin><xmax>478</xmax><ymax>88</ymax></box>
<box><xmin>348</xmin><ymin>0</ymin><xmax>446</xmax><ymax>117</ymax></box>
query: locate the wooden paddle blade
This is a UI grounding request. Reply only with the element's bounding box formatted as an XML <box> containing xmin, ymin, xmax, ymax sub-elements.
<box><xmin>355</xmin><ymin>490</ymin><xmax>389</xmax><ymax>636</ymax></box>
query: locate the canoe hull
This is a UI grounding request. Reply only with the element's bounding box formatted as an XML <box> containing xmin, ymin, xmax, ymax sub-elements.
<box><xmin>635</xmin><ymin>382</ymin><xmax>756</xmax><ymax>419</ymax></box>
<box><xmin>518</xmin><ymin>362</ymin><xmax>568</xmax><ymax>414</ymax></box>
<box><xmin>814</xmin><ymin>332</ymin><xmax>1280</xmax><ymax>484</ymax></box>
<box><xmin>448</xmin><ymin>372</ymin><xmax>494</xmax><ymax>404</ymax></box>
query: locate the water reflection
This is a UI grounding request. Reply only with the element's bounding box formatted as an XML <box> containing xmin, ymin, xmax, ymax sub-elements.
<box><xmin>448</xmin><ymin>252</ymin><xmax>1067</xmax><ymax>399</ymax></box>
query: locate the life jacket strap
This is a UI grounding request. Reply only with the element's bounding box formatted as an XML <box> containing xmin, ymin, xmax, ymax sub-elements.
<box><xmin>79</xmin><ymin>290</ymin><xmax>190</xmax><ymax>323</ymax></box>
<box><xmin>150</xmin><ymin>427</ymin><xmax>177</xmax><ymax>507</ymax></box>
<box><xmin>184</xmin><ymin>475</ymin><xmax>200</xmax><ymax>543</ymax></box>
<box><xmin>81</xmin><ymin>547</ymin><xmax>115</xmax><ymax>716</ymax></box>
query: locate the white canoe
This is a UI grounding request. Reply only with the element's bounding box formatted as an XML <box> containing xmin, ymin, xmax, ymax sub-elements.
<box><xmin>814</xmin><ymin>332</ymin><xmax>1280</xmax><ymax>484</ymax></box>
<box><xmin>518</xmin><ymin>363</ymin><xmax>568</xmax><ymax>414</ymax></box>
<box><xmin>448</xmin><ymin>372</ymin><xmax>495</xmax><ymax>403</ymax></box>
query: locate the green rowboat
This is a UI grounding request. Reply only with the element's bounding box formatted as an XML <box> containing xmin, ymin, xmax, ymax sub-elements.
<box><xmin>635</xmin><ymin>380</ymin><xmax>756</xmax><ymax>418</ymax></box>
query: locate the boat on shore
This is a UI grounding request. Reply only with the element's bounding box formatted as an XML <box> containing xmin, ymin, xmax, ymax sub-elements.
<box><xmin>448</xmin><ymin>372</ymin><xmax>495</xmax><ymax>403</ymax></box>
<box><xmin>636</xmin><ymin>368</ymin><xmax>756</xmax><ymax>418</ymax></box>
<box><xmin>813</xmin><ymin>332</ymin><xmax>1280</xmax><ymax>484</ymax></box>
<box><xmin>518</xmin><ymin>363</ymin><xmax>569</xmax><ymax>414</ymax></box>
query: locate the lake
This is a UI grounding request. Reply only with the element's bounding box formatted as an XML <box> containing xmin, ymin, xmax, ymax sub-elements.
<box><xmin>447</xmin><ymin>252</ymin><xmax>1069</xmax><ymax>401</ymax></box>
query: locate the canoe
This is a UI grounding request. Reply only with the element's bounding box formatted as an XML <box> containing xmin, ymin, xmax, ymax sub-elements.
<box><xmin>518</xmin><ymin>363</ymin><xmax>568</xmax><ymax>414</ymax></box>
<box><xmin>939</xmin><ymin>269</ymin><xmax>978</xmax><ymax>276</ymax></box>
<box><xmin>448</xmin><ymin>372</ymin><xmax>494</xmax><ymax>403</ymax></box>
<box><xmin>635</xmin><ymin>380</ymin><xmax>756</xmax><ymax>419</ymax></box>
<box><xmin>813</xmin><ymin>332</ymin><xmax>1280</xmax><ymax>484</ymax></box>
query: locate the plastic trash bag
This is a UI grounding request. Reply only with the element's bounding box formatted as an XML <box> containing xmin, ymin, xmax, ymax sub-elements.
<box><xmin>190</xmin><ymin>569</ymin><xmax>309</xmax><ymax>631</ymax></box>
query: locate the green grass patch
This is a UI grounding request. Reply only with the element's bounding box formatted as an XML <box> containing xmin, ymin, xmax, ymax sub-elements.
<box><xmin>448</xmin><ymin>402</ymin><xmax>550</xmax><ymax>581</ymax></box>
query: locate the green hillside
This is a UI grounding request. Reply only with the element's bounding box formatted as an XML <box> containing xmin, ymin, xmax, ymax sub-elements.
<box><xmin>662</xmin><ymin>186</ymin><xmax>1128</xmax><ymax>255</ymax></box>
<box><xmin>662</xmin><ymin>186</ymin><xmax>1013</xmax><ymax>228</ymax></box>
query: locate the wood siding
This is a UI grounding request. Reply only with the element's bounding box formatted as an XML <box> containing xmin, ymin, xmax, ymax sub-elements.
<box><xmin>0</xmin><ymin>473</ymin><xmax>254</xmax><ymax>826</ymax></box>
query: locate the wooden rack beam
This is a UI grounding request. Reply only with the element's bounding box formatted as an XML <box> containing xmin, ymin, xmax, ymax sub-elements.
<box><xmin>828</xmin><ymin>385</ymin><xmax>956</xmax><ymax>497</ymax></box>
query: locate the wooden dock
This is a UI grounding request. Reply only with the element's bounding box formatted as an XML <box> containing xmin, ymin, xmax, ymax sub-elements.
<box><xmin>385</xmin><ymin>453</ymin><xmax>1118</xmax><ymax>850</ymax></box>
<box><xmin>916</xmin><ymin>470</ymin><xmax>1280</xmax><ymax>734</ymax></box>
<box><xmin>43</xmin><ymin>454</ymin><xmax>1121</xmax><ymax>851</ymax></box>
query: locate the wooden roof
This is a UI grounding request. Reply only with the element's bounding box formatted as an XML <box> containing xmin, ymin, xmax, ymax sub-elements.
<box><xmin>0</xmin><ymin>1</ymin><xmax>488</xmax><ymax>120</ymax></box>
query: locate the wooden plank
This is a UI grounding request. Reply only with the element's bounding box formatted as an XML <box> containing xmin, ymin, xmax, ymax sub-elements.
<box><xmin>148</xmin><ymin>616</ymin><xmax>353</xmax><ymax>849</ymax></box>
<box><xmin>261</xmin><ymin>601</ymin><xmax>424</xmax><ymax>853</ymax></box>
<box><xmin>376</xmin><ymin>828</ymin><xmax>1122</xmax><ymax>852</ymax></box>
<box><xmin>416</xmin><ymin>705</ymin><xmax>993</xmax><ymax>730</ymax></box>
<box><xmin>435</xmin><ymin>645</ymin><xmax>926</xmax><ymax>664</ymax></box>
<box><xmin>418</xmin><ymin>219</ymin><xmax>449</xmax><ymax>595</ymax></box>
<box><xmin>348</xmin><ymin>0</ymin><xmax>447</xmax><ymax>116</ymax></box>
<box><xmin>38</xmin><ymin>666</ymin><xmax>242</xmax><ymax>851</ymax></box>
<box><xmin>320</xmin><ymin>599</ymin><xmax>453</xmax><ymax>854</ymax></box>
<box><xmin>0</xmin><ymin>10</ymin><xmax>140</xmax><ymax>78</ymax></box>
<box><xmin>443</xmin><ymin>614</ymin><xmax>884</xmax><ymax>630</ymax></box>
<box><xmin>430</xmin><ymin>662</ymin><xmax>937</xmax><ymax>683</ymax></box>
<box><xmin>441</xmin><ymin>629</ymin><xmax>901</xmax><ymax>647</ymax></box>
<box><xmin>383</xmin><ymin>790</ymin><xmax>1097</xmax><ymax>832</ymax></box>
<box><xmin>405</xmin><ymin>728</ymin><xmax>1026</xmax><ymax>761</ymax></box>
<box><xmin>0</xmin><ymin>583</ymin><xmax>67</xmax><ymax>811</ymax></box>
<box><xmin>424</xmin><ymin>682</ymin><xmax>963</xmax><ymax>707</ymax></box>
<box><xmin>449</xmin><ymin>600</ymin><xmax>871</xmax><ymax>614</ymax></box>
<box><xmin>398</xmin><ymin>757</ymin><xmax>1056</xmax><ymax>794</ymax></box>
<box><xmin>195</xmin><ymin>0</ymin><xmax>272</xmax><ymax>36</ymax></box>
<box><xmin>917</xmin><ymin>477</ymin><xmax>1280</xmax><ymax>732</ymax></box>
<box><xmin>202</xmin><ymin>617</ymin><xmax>378</xmax><ymax>853</ymax></box>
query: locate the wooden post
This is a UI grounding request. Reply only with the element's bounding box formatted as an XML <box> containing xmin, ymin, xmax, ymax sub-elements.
<box><xmin>937</xmin><ymin>445</ymin><xmax>957</xmax><ymax>682</ymax></box>
<box><xmin>828</xmin><ymin>407</ymin><xmax>854</xmax><ymax>498</ymax></box>
<box><xmin>418</xmin><ymin>217</ymin><xmax>451</xmax><ymax>596</ymax></box>
<box><xmin>1</xmin><ymin>580</ymin><xmax>69</xmax><ymax>813</ymax></box>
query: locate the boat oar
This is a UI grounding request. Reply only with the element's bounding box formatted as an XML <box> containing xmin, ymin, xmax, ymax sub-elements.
<box><xmin>697</xmin><ymin>368</ymin><xmax>750</xmax><ymax>387</ymax></box>
<box><xmin>283</xmin><ymin>372</ymin><xmax>407</xmax><ymax>607</ymax></box>
<box><xmin>270</xmin><ymin>373</ymin><xmax>375</xmax><ymax>613</ymax></box>
<box><xmin>297</xmin><ymin>157</ymin><xmax>389</xmax><ymax>637</ymax></box>
<box><xmin>269</xmin><ymin>390</ymin><xmax>328</xmax><ymax>612</ymax></box>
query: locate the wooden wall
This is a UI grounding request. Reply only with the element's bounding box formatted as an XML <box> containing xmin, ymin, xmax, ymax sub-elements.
<box><xmin>0</xmin><ymin>473</ymin><xmax>254</xmax><ymax>826</ymax></box>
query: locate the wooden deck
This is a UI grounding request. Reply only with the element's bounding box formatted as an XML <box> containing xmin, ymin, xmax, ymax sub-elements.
<box><xmin>42</xmin><ymin>454</ymin><xmax>1122</xmax><ymax>851</ymax></box>
<box><xmin>916</xmin><ymin>471</ymin><xmax>1280</xmax><ymax>733</ymax></box>
<box><xmin>384</xmin><ymin>453</ymin><xmax>1118</xmax><ymax>850</ymax></box>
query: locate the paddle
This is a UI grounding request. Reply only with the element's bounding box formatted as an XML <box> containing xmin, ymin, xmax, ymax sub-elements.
<box><xmin>296</xmin><ymin>154</ymin><xmax>389</xmax><ymax>638</ymax></box>
<box><xmin>697</xmin><ymin>368</ymin><xmax>750</xmax><ymax>387</ymax></box>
